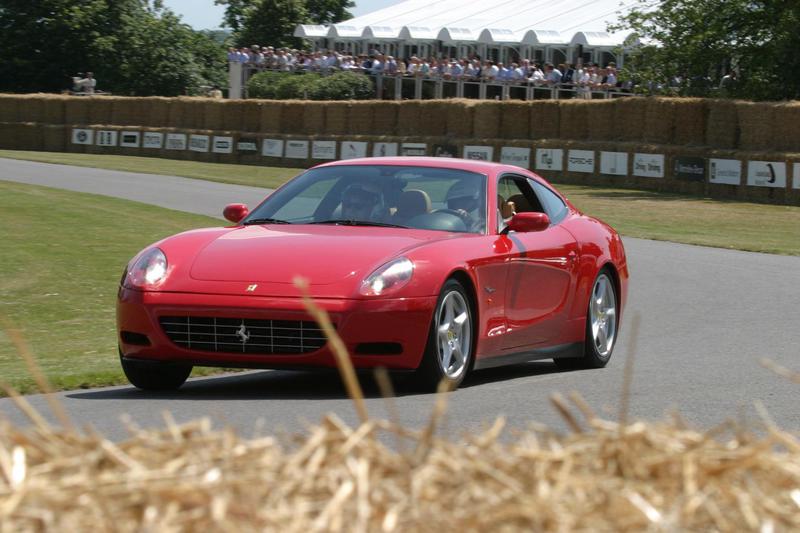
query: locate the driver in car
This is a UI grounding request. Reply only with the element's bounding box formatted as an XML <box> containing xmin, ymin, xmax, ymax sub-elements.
<box><xmin>341</xmin><ymin>182</ymin><xmax>386</xmax><ymax>221</ymax></box>
<box><xmin>445</xmin><ymin>179</ymin><xmax>485</xmax><ymax>232</ymax></box>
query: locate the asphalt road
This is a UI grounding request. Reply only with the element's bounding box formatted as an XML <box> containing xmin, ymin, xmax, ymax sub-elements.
<box><xmin>2</xmin><ymin>157</ymin><xmax>799</xmax><ymax>441</ymax></box>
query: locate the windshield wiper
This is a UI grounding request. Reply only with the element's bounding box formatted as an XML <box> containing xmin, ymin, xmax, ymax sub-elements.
<box><xmin>308</xmin><ymin>219</ymin><xmax>408</xmax><ymax>228</ymax></box>
<box><xmin>242</xmin><ymin>217</ymin><xmax>292</xmax><ymax>225</ymax></box>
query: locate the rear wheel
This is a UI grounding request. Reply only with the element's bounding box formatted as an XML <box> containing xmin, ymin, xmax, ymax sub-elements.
<box><xmin>414</xmin><ymin>279</ymin><xmax>474</xmax><ymax>391</ymax></box>
<box><xmin>120</xmin><ymin>353</ymin><xmax>192</xmax><ymax>391</ymax></box>
<box><xmin>555</xmin><ymin>269</ymin><xmax>618</xmax><ymax>370</ymax></box>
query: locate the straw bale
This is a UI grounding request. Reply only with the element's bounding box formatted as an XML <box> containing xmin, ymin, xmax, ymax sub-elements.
<box><xmin>737</xmin><ymin>101</ymin><xmax>775</xmax><ymax>151</ymax></box>
<box><xmin>583</xmin><ymin>100</ymin><xmax>616</xmax><ymax>141</ymax></box>
<box><xmin>0</xmin><ymin>123</ymin><xmax>18</xmax><ymax>149</ymax></box>
<box><xmin>499</xmin><ymin>100</ymin><xmax>530</xmax><ymax>139</ymax></box>
<box><xmin>324</xmin><ymin>103</ymin><xmax>349</xmax><ymax>135</ymax></box>
<box><xmin>346</xmin><ymin>101</ymin><xmax>373</xmax><ymax>135</ymax></box>
<box><xmin>0</xmin><ymin>95</ymin><xmax>20</xmax><ymax>122</ymax></box>
<box><xmin>240</xmin><ymin>100</ymin><xmax>262</xmax><ymax>132</ymax></box>
<box><xmin>417</xmin><ymin>101</ymin><xmax>449</xmax><ymax>137</ymax></box>
<box><xmin>220</xmin><ymin>100</ymin><xmax>247</xmax><ymax>131</ymax></box>
<box><xmin>42</xmin><ymin>125</ymin><xmax>67</xmax><ymax>152</ymax></box>
<box><xmin>558</xmin><ymin>100</ymin><xmax>590</xmax><ymax>140</ymax></box>
<box><xmin>643</xmin><ymin>98</ymin><xmax>674</xmax><ymax>144</ymax></box>
<box><xmin>445</xmin><ymin>99</ymin><xmax>474</xmax><ymax>138</ymax></box>
<box><xmin>396</xmin><ymin>100</ymin><xmax>423</xmax><ymax>136</ymax></box>
<box><xmin>705</xmin><ymin>99</ymin><xmax>739</xmax><ymax>149</ymax></box>
<box><xmin>302</xmin><ymin>101</ymin><xmax>327</xmax><ymax>135</ymax></box>
<box><xmin>108</xmin><ymin>98</ymin><xmax>142</xmax><ymax>126</ymax></box>
<box><xmin>87</xmin><ymin>97</ymin><xmax>114</xmax><ymax>125</ymax></box>
<box><xmin>259</xmin><ymin>101</ymin><xmax>283</xmax><ymax>133</ymax></box>
<box><xmin>203</xmin><ymin>100</ymin><xmax>226</xmax><ymax>131</ymax></box>
<box><xmin>614</xmin><ymin>97</ymin><xmax>647</xmax><ymax>142</ymax></box>
<box><xmin>371</xmin><ymin>101</ymin><xmax>399</xmax><ymax>136</ymax></box>
<box><xmin>771</xmin><ymin>102</ymin><xmax>800</xmax><ymax>153</ymax></box>
<box><xmin>529</xmin><ymin>100</ymin><xmax>560</xmax><ymax>140</ymax></box>
<box><xmin>171</xmin><ymin>98</ymin><xmax>205</xmax><ymax>130</ymax></box>
<box><xmin>671</xmin><ymin>98</ymin><xmax>707</xmax><ymax>145</ymax></box>
<box><xmin>282</xmin><ymin>102</ymin><xmax>306</xmax><ymax>134</ymax></box>
<box><xmin>473</xmin><ymin>101</ymin><xmax>502</xmax><ymax>139</ymax></box>
<box><xmin>146</xmin><ymin>97</ymin><xmax>172</xmax><ymax>128</ymax></box>
<box><xmin>19</xmin><ymin>96</ymin><xmax>46</xmax><ymax>123</ymax></box>
<box><xmin>64</xmin><ymin>97</ymin><xmax>91</xmax><ymax>125</ymax></box>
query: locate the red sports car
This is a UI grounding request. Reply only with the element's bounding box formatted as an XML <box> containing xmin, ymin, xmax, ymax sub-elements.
<box><xmin>117</xmin><ymin>157</ymin><xmax>628</xmax><ymax>391</ymax></box>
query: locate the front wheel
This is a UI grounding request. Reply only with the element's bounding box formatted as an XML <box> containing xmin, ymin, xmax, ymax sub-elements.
<box><xmin>120</xmin><ymin>354</ymin><xmax>192</xmax><ymax>391</ymax></box>
<box><xmin>555</xmin><ymin>269</ymin><xmax>618</xmax><ymax>370</ymax></box>
<box><xmin>414</xmin><ymin>279</ymin><xmax>475</xmax><ymax>391</ymax></box>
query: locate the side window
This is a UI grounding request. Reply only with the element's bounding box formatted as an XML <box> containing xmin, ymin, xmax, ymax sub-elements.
<box><xmin>529</xmin><ymin>179</ymin><xmax>568</xmax><ymax>224</ymax></box>
<box><xmin>497</xmin><ymin>175</ymin><xmax>545</xmax><ymax>214</ymax></box>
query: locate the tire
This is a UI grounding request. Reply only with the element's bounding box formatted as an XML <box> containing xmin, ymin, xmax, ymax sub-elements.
<box><xmin>555</xmin><ymin>269</ymin><xmax>618</xmax><ymax>370</ymax></box>
<box><xmin>120</xmin><ymin>353</ymin><xmax>192</xmax><ymax>391</ymax></box>
<box><xmin>414</xmin><ymin>279</ymin><xmax>475</xmax><ymax>392</ymax></box>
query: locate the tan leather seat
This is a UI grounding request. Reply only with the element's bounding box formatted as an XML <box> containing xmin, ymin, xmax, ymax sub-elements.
<box><xmin>508</xmin><ymin>193</ymin><xmax>534</xmax><ymax>213</ymax></box>
<box><xmin>394</xmin><ymin>189</ymin><xmax>431</xmax><ymax>221</ymax></box>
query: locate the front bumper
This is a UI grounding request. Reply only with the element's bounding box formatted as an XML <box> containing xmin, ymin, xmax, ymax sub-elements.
<box><xmin>117</xmin><ymin>288</ymin><xmax>437</xmax><ymax>370</ymax></box>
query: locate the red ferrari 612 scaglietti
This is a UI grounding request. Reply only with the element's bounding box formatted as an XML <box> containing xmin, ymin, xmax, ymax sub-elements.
<box><xmin>117</xmin><ymin>157</ymin><xmax>628</xmax><ymax>391</ymax></box>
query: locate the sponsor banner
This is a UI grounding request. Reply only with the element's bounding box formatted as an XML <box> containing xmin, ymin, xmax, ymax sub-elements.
<box><xmin>262</xmin><ymin>139</ymin><xmax>284</xmax><ymax>157</ymax></box>
<box><xmin>535</xmin><ymin>148</ymin><xmax>563</xmax><ymax>171</ymax></box>
<box><xmin>237</xmin><ymin>138</ymin><xmax>258</xmax><ymax>152</ymax></box>
<box><xmin>673</xmin><ymin>156</ymin><xmax>706</xmax><ymax>181</ymax></box>
<box><xmin>600</xmin><ymin>151</ymin><xmax>628</xmax><ymax>175</ymax></box>
<box><xmin>96</xmin><ymin>130</ymin><xmax>117</xmax><ymax>147</ymax></box>
<box><xmin>142</xmin><ymin>131</ymin><xmax>164</xmax><ymax>149</ymax></box>
<box><xmin>795</xmin><ymin>163</ymin><xmax>800</xmax><ymax>189</ymax></box>
<box><xmin>633</xmin><ymin>153</ymin><xmax>665</xmax><ymax>178</ymax></box>
<box><xmin>284</xmin><ymin>140</ymin><xmax>309</xmax><ymax>159</ymax></box>
<box><xmin>120</xmin><ymin>131</ymin><xmax>140</xmax><ymax>148</ymax></box>
<box><xmin>747</xmin><ymin>161</ymin><xmax>786</xmax><ymax>188</ymax></box>
<box><xmin>567</xmin><ymin>150</ymin><xmax>595</xmax><ymax>173</ymax></box>
<box><xmin>401</xmin><ymin>143</ymin><xmax>427</xmax><ymax>156</ymax></box>
<box><xmin>72</xmin><ymin>128</ymin><xmax>93</xmax><ymax>145</ymax></box>
<box><xmin>212</xmin><ymin>136</ymin><xmax>233</xmax><ymax>154</ymax></box>
<box><xmin>500</xmin><ymin>147</ymin><xmax>530</xmax><ymax>169</ymax></box>
<box><xmin>463</xmin><ymin>145</ymin><xmax>494</xmax><ymax>161</ymax></box>
<box><xmin>433</xmin><ymin>144</ymin><xmax>457</xmax><ymax>158</ymax></box>
<box><xmin>189</xmin><ymin>134</ymin><xmax>210</xmax><ymax>152</ymax></box>
<box><xmin>709</xmin><ymin>159</ymin><xmax>741</xmax><ymax>185</ymax></box>
<box><xmin>341</xmin><ymin>141</ymin><xmax>368</xmax><ymax>160</ymax></box>
<box><xmin>165</xmin><ymin>133</ymin><xmax>187</xmax><ymax>150</ymax></box>
<box><xmin>312</xmin><ymin>140</ymin><xmax>337</xmax><ymax>160</ymax></box>
<box><xmin>372</xmin><ymin>142</ymin><xmax>398</xmax><ymax>157</ymax></box>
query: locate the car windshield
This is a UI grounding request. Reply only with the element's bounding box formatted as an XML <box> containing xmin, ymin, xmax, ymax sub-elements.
<box><xmin>244</xmin><ymin>165</ymin><xmax>488</xmax><ymax>234</ymax></box>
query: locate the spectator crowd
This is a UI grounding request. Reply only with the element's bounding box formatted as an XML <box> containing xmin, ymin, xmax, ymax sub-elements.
<box><xmin>229</xmin><ymin>46</ymin><xmax>632</xmax><ymax>97</ymax></box>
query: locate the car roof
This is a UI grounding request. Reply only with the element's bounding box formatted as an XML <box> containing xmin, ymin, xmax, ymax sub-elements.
<box><xmin>312</xmin><ymin>156</ymin><xmax>527</xmax><ymax>175</ymax></box>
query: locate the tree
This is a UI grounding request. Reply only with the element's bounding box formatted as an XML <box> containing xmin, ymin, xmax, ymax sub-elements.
<box><xmin>615</xmin><ymin>0</ymin><xmax>800</xmax><ymax>100</ymax></box>
<box><xmin>305</xmin><ymin>0</ymin><xmax>353</xmax><ymax>25</ymax></box>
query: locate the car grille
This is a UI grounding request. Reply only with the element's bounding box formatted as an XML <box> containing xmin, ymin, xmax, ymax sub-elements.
<box><xmin>158</xmin><ymin>316</ymin><xmax>327</xmax><ymax>355</ymax></box>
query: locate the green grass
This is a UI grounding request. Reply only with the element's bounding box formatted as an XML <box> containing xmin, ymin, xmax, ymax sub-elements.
<box><xmin>0</xmin><ymin>181</ymin><xmax>226</xmax><ymax>395</ymax></box>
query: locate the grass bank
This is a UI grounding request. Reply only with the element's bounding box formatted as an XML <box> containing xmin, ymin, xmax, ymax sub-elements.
<box><xmin>3</xmin><ymin>150</ymin><xmax>799</xmax><ymax>255</ymax></box>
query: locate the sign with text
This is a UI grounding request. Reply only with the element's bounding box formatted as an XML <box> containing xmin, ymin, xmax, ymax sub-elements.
<box><xmin>262</xmin><ymin>139</ymin><xmax>284</xmax><ymax>157</ymax></box>
<box><xmin>401</xmin><ymin>143</ymin><xmax>427</xmax><ymax>156</ymax></box>
<box><xmin>709</xmin><ymin>159</ymin><xmax>741</xmax><ymax>185</ymax></box>
<box><xmin>312</xmin><ymin>140</ymin><xmax>337</xmax><ymax>160</ymax></box>
<box><xmin>535</xmin><ymin>149</ymin><xmax>563</xmax><ymax>171</ymax></box>
<box><xmin>372</xmin><ymin>142</ymin><xmax>398</xmax><ymax>157</ymax></box>
<box><xmin>600</xmin><ymin>152</ymin><xmax>628</xmax><ymax>175</ymax></box>
<box><xmin>165</xmin><ymin>133</ymin><xmax>187</xmax><ymax>150</ymax></box>
<box><xmin>237</xmin><ymin>138</ymin><xmax>258</xmax><ymax>152</ymax></box>
<box><xmin>500</xmin><ymin>147</ymin><xmax>530</xmax><ymax>169</ymax></box>
<box><xmin>633</xmin><ymin>153</ymin><xmax>665</xmax><ymax>178</ymax></box>
<box><xmin>463</xmin><ymin>145</ymin><xmax>494</xmax><ymax>161</ymax></box>
<box><xmin>71</xmin><ymin>129</ymin><xmax>93</xmax><ymax>145</ymax></box>
<box><xmin>142</xmin><ymin>132</ymin><xmax>164</xmax><ymax>149</ymax></box>
<box><xmin>433</xmin><ymin>144</ymin><xmax>457</xmax><ymax>157</ymax></box>
<box><xmin>673</xmin><ymin>156</ymin><xmax>705</xmax><ymax>181</ymax></box>
<box><xmin>795</xmin><ymin>163</ymin><xmax>800</xmax><ymax>189</ymax></box>
<box><xmin>212</xmin><ymin>136</ymin><xmax>233</xmax><ymax>154</ymax></box>
<box><xmin>96</xmin><ymin>130</ymin><xmax>118</xmax><ymax>146</ymax></box>
<box><xmin>341</xmin><ymin>141</ymin><xmax>368</xmax><ymax>160</ymax></box>
<box><xmin>284</xmin><ymin>140</ymin><xmax>309</xmax><ymax>159</ymax></box>
<box><xmin>747</xmin><ymin>161</ymin><xmax>786</xmax><ymax>188</ymax></box>
<box><xmin>189</xmin><ymin>135</ymin><xmax>210</xmax><ymax>152</ymax></box>
<box><xmin>120</xmin><ymin>131</ymin><xmax>140</xmax><ymax>148</ymax></box>
<box><xmin>567</xmin><ymin>150</ymin><xmax>595</xmax><ymax>173</ymax></box>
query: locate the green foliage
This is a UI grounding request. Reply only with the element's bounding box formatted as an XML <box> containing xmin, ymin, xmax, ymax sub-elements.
<box><xmin>247</xmin><ymin>71</ymin><xmax>374</xmax><ymax>100</ymax></box>
<box><xmin>615</xmin><ymin>0</ymin><xmax>800</xmax><ymax>100</ymax></box>
<box><xmin>0</xmin><ymin>0</ymin><xmax>227</xmax><ymax>96</ymax></box>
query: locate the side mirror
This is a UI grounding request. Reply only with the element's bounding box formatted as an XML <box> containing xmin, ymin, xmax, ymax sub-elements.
<box><xmin>508</xmin><ymin>212</ymin><xmax>550</xmax><ymax>233</ymax></box>
<box><xmin>223</xmin><ymin>203</ymin><xmax>249</xmax><ymax>224</ymax></box>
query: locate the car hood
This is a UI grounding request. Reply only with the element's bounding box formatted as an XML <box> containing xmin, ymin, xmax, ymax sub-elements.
<box><xmin>188</xmin><ymin>224</ymin><xmax>451</xmax><ymax>287</ymax></box>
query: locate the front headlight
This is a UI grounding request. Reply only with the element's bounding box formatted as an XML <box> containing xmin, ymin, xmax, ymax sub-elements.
<box><xmin>359</xmin><ymin>257</ymin><xmax>414</xmax><ymax>296</ymax></box>
<box><xmin>125</xmin><ymin>248</ymin><xmax>168</xmax><ymax>289</ymax></box>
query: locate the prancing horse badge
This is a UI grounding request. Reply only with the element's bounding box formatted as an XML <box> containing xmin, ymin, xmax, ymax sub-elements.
<box><xmin>246</xmin><ymin>284</ymin><xmax>258</xmax><ymax>292</ymax></box>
